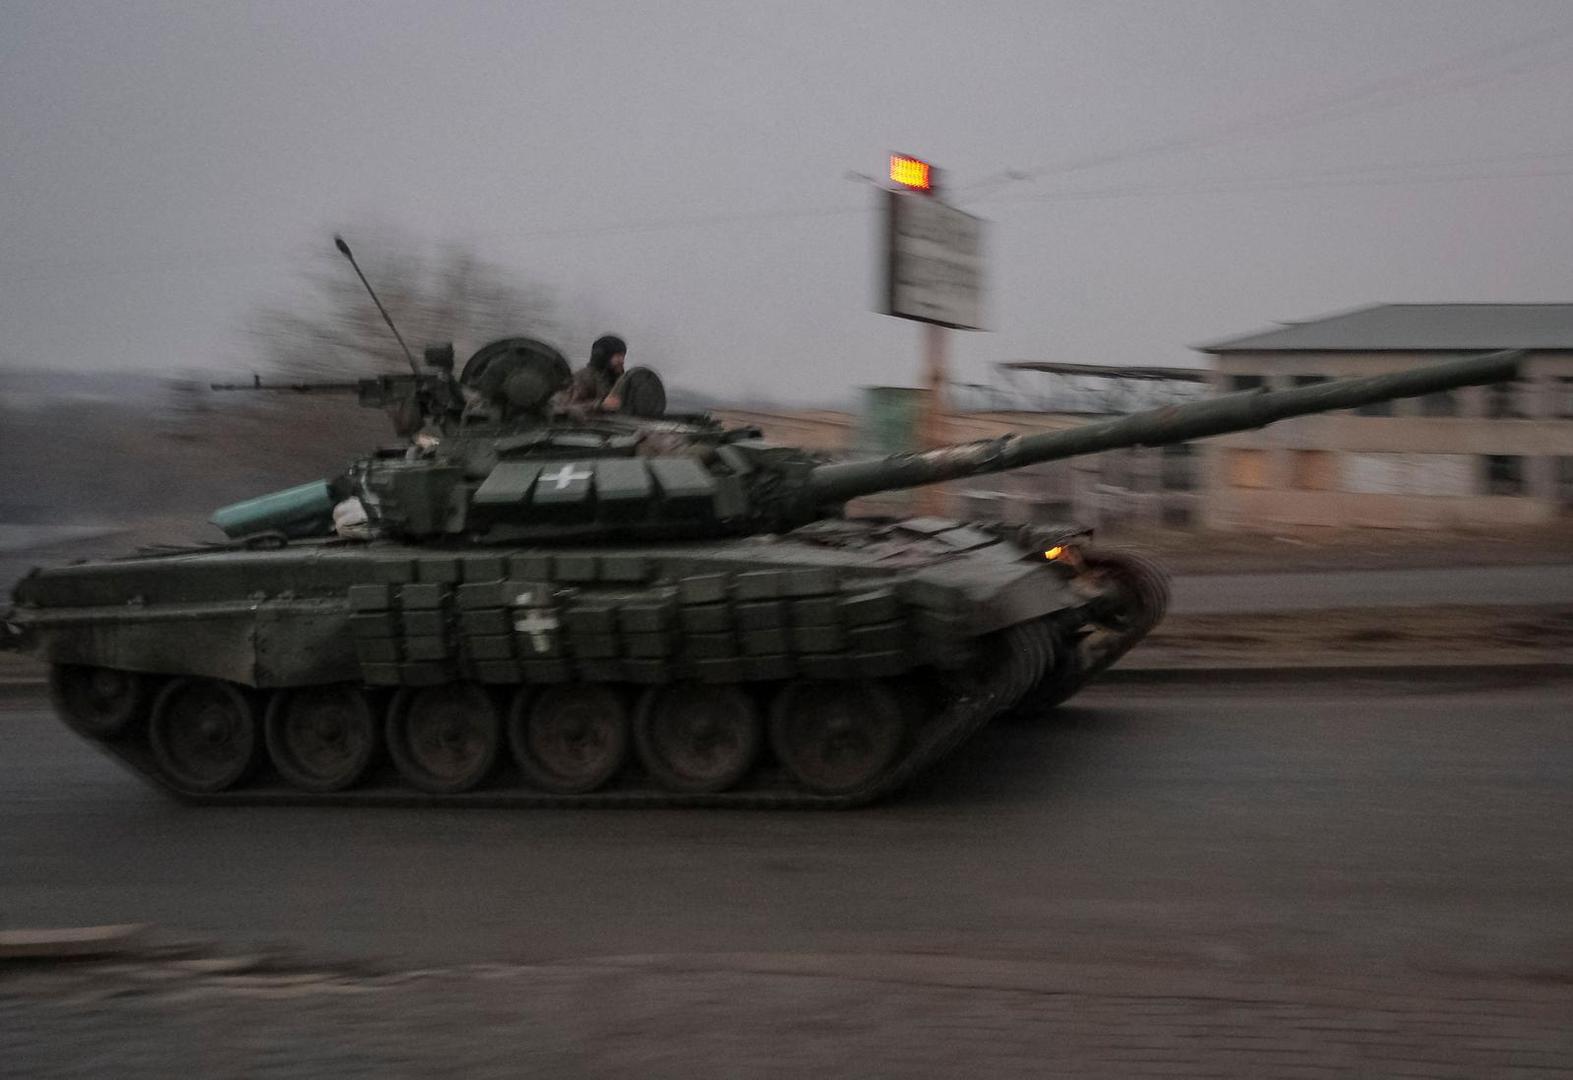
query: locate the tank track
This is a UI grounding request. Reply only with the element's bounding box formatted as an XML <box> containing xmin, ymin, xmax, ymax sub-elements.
<box><xmin>53</xmin><ymin>619</ymin><xmax>1057</xmax><ymax>810</ymax></box>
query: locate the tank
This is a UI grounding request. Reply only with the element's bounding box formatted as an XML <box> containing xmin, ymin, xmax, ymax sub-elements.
<box><xmin>1</xmin><ymin>340</ymin><xmax>1523</xmax><ymax>807</ymax></box>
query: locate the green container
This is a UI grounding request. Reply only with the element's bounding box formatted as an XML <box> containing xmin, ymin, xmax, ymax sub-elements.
<box><xmin>210</xmin><ymin>480</ymin><xmax>335</xmax><ymax>539</ymax></box>
<box><xmin>855</xmin><ymin>386</ymin><xmax>923</xmax><ymax>457</ymax></box>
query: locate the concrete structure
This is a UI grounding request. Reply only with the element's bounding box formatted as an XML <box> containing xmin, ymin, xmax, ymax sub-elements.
<box><xmin>1198</xmin><ymin>304</ymin><xmax>1573</xmax><ymax>530</ymax></box>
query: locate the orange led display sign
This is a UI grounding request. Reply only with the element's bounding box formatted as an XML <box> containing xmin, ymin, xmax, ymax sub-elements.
<box><xmin>889</xmin><ymin>154</ymin><xmax>932</xmax><ymax>191</ymax></box>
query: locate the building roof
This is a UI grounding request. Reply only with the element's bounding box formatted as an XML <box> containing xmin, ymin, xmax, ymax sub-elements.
<box><xmin>1196</xmin><ymin>303</ymin><xmax>1573</xmax><ymax>352</ymax></box>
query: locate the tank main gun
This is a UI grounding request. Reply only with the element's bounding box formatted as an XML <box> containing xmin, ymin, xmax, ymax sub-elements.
<box><xmin>210</xmin><ymin>375</ymin><xmax>362</xmax><ymax>393</ymax></box>
<box><xmin>806</xmin><ymin>349</ymin><xmax>1523</xmax><ymax>507</ymax></box>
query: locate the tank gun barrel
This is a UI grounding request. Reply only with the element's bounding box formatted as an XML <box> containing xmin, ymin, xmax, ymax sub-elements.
<box><xmin>809</xmin><ymin>349</ymin><xmax>1524</xmax><ymax>505</ymax></box>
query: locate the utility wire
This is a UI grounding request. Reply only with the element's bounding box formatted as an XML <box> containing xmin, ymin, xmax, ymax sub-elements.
<box><xmin>955</xmin><ymin>24</ymin><xmax>1573</xmax><ymax>196</ymax></box>
<box><xmin>6</xmin><ymin>152</ymin><xmax>1573</xmax><ymax>285</ymax></box>
<box><xmin>981</xmin><ymin>162</ymin><xmax>1573</xmax><ymax>207</ymax></box>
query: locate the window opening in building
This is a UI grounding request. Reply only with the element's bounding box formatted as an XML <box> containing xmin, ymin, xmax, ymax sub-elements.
<box><xmin>1161</xmin><ymin>503</ymin><xmax>1194</xmax><ymax>528</ymax></box>
<box><xmin>1159</xmin><ymin>443</ymin><xmax>1195</xmax><ymax>491</ymax></box>
<box><xmin>1481</xmin><ymin>455</ymin><xmax>1525</xmax><ymax>496</ymax></box>
<box><xmin>1420</xmin><ymin>389</ymin><xmax>1458</xmax><ymax>418</ymax></box>
<box><xmin>1557</xmin><ymin>377</ymin><xmax>1573</xmax><ymax>420</ymax></box>
<box><xmin>1556</xmin><ymin>457</ymin><xmax>1573</xmax><ymax>509</ymax></box>
<box><xmin>1487</xmin><ymin>382</ymin><xmax>1523</xmax><ymax>419</ymax></box>
<box><xmin>1228</xmin><ymin>375</ymin><xmax>1265</xmax><ymax>393</ymax></box>
<box><xmin>1226</xmin><ymin>448</ymin><xmax>1270</xmax><ymax>489</ymax></box>
<box><xmin>1099</xmin><ymin>449</ymin><xmax>1133</xmax><ymax>493</ymax></box>
<box><xmin>1289</xmin><ymin>450</ymin><xmax>1337</xmax><ymax>490</ymax></box>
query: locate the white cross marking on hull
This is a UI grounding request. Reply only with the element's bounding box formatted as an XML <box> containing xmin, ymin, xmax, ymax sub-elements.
<box><xmin>541</xmin><ymin>464</ymin><xmax>594</xmax><ymax>490</ymax></box>
<box><xmin>514</xmin><ymin>610</ymin><xmax>560</xmax><ymax>653</ymax></box>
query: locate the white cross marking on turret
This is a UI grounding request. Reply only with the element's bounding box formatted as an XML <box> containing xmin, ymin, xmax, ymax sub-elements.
<box><xmin>541</xmin><ymin>464</ymin><xmax>594</xmax><ymax>490</ymax></box>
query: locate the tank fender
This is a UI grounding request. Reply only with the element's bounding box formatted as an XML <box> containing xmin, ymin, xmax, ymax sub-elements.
<box><xmin>13</xmin><ymin>599</ymin><xmax>357</xmax><ymax>688</ymax></box>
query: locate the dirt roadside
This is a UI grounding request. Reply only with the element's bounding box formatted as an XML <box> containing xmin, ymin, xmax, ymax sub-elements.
<box><xmin>3</xmin><ymin>949</ymin><xmax>1568</xmax><ymax>1078</ymax></box>
<box><xmin>1113</xmin><ymin>520</ymin><xmax>1573</xmax><ymax>575</ymax></box>
<box><xmin>1128</xmin><ymin>603</ymin><xmax>1573</xmax><ymax>668</ymax></box>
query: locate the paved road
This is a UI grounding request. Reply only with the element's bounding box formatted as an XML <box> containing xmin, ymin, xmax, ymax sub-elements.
<box><xmin>2</xmin><ymin>673</ymin><xmax>1569</xmax><ymax>980</ymax></box>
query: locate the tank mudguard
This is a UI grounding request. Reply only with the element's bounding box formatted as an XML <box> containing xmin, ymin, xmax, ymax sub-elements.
<box><xmin>14</xmin><ymin>599</ymin><xmax>356</xmax><ymax>688</ymax></box>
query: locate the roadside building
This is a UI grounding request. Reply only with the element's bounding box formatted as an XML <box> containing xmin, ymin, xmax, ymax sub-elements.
<box><xmin>940</xmin><ymin>363</ymin><xmax>1208</xmax><ymax>532</ymax></box>
<box><xmin>712</xmin><ymin>363</ymin><xmax>1209</xmax><ymax>532</ymax></box>
<box><xmin>1197</xmin><ymin>304</ymin><xmax>1573</xmax><ymax>530</ymax></box>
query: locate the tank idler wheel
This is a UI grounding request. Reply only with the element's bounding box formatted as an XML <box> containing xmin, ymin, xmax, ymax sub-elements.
<box><xmin>635</xmin><ymin>683</ymin><xmax>763</xmax><ymax>794</ymax></box>
<box><xmin>386</xmin><ymin>682</ymin><xmax>501</xmax><ymax>794</ymax></box>
<box><xmin>148</xmin><ymin>678</ymin><xmax>260</xmax><ymax>794</ymax></box>
<box><xmin>49</xmin><ymin>663</ymin><xmax>147</xmax><ymax>739</ymax></box>
<box><xmin>264</xmin><ymin>685</ymin><xmax>378</xmax><ymax>793</ymax></box>
<box><xmin>509</xmin><ymin>685</ymin><xmax>630</xmax><ymax>794</ymax></box>
<box><xmin>770</xmin><ymin>679</ymin><xmax>906</xmax><ymax>797</ymax></box>
<box><xmin>1085</xmin><ymin>549</ymin><xmax>1170</xmax><ymax>633</ymax></box>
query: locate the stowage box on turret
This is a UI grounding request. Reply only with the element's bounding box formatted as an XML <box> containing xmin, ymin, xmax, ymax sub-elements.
<box><xmin>0</xmin><ymin>243</ymin><xmax>1526</xmax><ymax>806</ymax></box>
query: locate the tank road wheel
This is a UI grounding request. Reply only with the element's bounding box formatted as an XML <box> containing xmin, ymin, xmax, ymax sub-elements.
<box><xmin>1016</xmin><ymin>622</ymin><xmax>1088</xmax><ymax>716</ymax></box>
<box><xmin>635</xmin><ymin>683</ymin><xmax>763</xmax><ymax>794</ymax></box>
<box><xmin>49</xmin><ymin>664</ymin><xmax>146</xmax><ymax>739</ymax></box>
<box><xmin>386</xmin><ymin>683</ymin><xmax>501</xmax><ymax>794</ymax></box>
<box><xmin>264</xmin><ymin>685</ymin><xmax>379</xmax><ymax>793</ymax></box>
<box><xmin>148</xmin><ymin>678</ymin><xmax>260</xmax><ymax>794</ymax></box>
<box><xmin>770</xmin><ymin>680</ymin><xmax>906</xmax><ymax>797</ymax></box>
<box><xmin>509</xmin><ymin>685</ymin><xmax>630</xmax><ymax>794</ymax></box>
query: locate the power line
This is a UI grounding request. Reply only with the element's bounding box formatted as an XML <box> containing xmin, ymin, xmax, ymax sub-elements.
<box><xmin>5</xmin><ymin>153</ymin><xmax>1573</xmax><ymax>286</ymax></box>
<box><xmin>982</xmin><ymin>163</ymin><xmax>1573</xmax><ymax>207</ymax></box>
<box><xmin>956</xmin><ymin>23</ymin><xmax>1573</xmax><ymax>196</ymax></box>
<box><xmin>965</xmin><ymin>146</ymin><xmax>1573</xmax><ymax>206</ymax></box>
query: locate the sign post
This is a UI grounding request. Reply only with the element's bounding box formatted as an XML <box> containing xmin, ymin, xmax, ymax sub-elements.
<box><xmin>881</xmin><ymin>154</ymin><xmax>985</xmax><ymax>516</ymax></box>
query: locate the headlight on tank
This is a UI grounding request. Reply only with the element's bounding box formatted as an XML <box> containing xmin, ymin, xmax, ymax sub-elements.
<box><xmin>1041</xmin><ymin>543</ymin><xmax>1085</xmax><ymax>572</ymax></box>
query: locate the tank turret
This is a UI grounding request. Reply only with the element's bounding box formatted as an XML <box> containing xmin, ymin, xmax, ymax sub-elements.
<box><xmin>325</xmin><ymin>348</ymin><xmax>1521</xmax><ymax>545</ymax></box>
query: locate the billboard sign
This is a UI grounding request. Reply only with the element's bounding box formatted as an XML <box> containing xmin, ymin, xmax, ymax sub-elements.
<box><xmin>883</xmin><ymin>188</ymin><xmax>985</xmax><ymax>330</ymax></box>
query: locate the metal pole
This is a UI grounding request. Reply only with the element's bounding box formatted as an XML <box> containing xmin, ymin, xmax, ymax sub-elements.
<box><xmin>915</xmin><ymin>321</ymin><xmax>950</xmax><ymax>516</ymax></box>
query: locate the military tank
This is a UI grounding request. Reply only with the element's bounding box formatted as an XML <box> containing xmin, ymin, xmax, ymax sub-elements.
<box><xmin>0</xmin><ymin>244</ymin><xmax>1525</xmax><ymax>807</ymax></box>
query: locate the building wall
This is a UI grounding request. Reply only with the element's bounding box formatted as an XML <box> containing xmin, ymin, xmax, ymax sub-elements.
<box><xmin>1204</xmin><ymin>349</ymin><xmax>1573</xmax><ymax>530</ymax></box>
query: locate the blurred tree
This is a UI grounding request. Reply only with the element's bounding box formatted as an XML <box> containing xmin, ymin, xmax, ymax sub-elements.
<box><xmin>250</xmin><ymin>227</ymin><xmax>561</xmax><ymax>378</ymax></box>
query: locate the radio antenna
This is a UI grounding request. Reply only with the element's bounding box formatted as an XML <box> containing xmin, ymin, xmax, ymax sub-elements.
<box><xmin>334</xmin><ymin>234</ymin><xmax>421</xmax><ymax>378</ymax></box>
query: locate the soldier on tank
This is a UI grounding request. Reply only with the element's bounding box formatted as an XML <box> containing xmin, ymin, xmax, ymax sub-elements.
<box><xmin>568</xmin><ymin>334</ymin><xmax>627</xmax><ymax>410</ymax></box>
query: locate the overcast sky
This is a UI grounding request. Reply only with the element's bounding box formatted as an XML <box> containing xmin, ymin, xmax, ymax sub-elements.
<box><xmin>4</xmin><ymin>0</ymin><xmax>1573</xmax><ymax>399</ymax></box>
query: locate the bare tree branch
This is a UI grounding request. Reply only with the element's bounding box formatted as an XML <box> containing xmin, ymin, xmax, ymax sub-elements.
<box><xmin>249</xmin><ymin>229</ymin><xmax>561</xmax><ymax>379</ymax></box>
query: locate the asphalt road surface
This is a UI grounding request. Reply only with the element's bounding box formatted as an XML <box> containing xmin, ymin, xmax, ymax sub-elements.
<box><xmin>2</xmin><ymin>672</ymin><xmax>1569</xmax><ymax>981</ymax></box>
